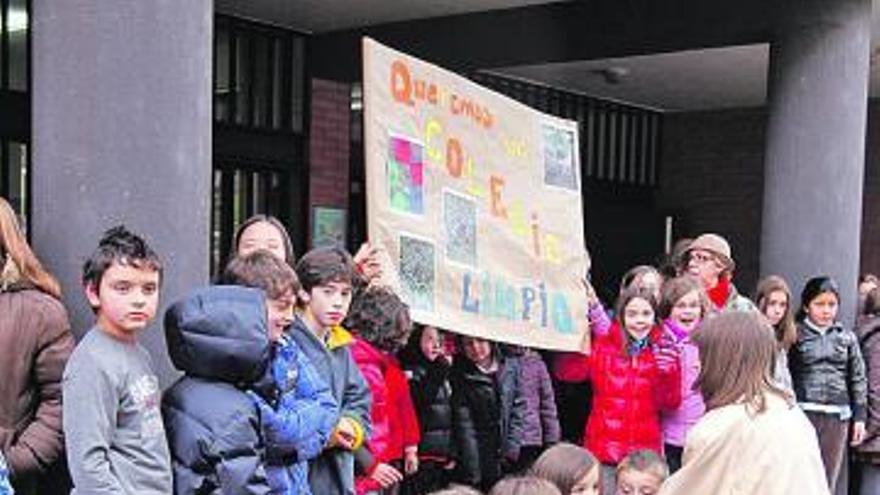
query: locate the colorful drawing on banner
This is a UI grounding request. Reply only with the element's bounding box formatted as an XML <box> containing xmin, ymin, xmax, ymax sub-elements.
<box><xmin>443</xmin><ymin>191</ymin><xmax>477</xmax><ymax>266</ymax></box>
<box><xmin>387</xmin><ymin>135</ymin><xmax>425</xmax><ymax>215</ymax></box>
<box><xmin>542</xmin><ymin>123</ymin><xmax>578</xmax><ymax>191</ymax></box>
<box><xmin>311</xmin><ymin>206</ymin><xmax>347</xmax><ymax>248</ymax></box>
<box><xmin>399</xmin><ymin>234</ymin><xmax>435</xmax><ymax>311</ymax></box>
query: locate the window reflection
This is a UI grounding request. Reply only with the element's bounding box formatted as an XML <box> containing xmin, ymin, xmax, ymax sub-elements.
<box><xmin>1</xmin><ymin>1</ymin><xmax>31</xmax><ymax>231</ymax></box>
<box><xmin>8</xmin><ymin>0</ymin><xmax>28</xmax><ymax>91</ymax></box>
<box><xmin>215</xmin><ymin>19</ymin><xmax>305</xmax><ymax>132</ymax></box>
<box><xmin>3</xmin><ymin>141</ymin><xmax>28</xmax><ymax>232</ymax></box>
<box><xmin>291</xmin><ymin>37</ymin><xmax>304</xmax><ymax>133</ymax></box>
<box><xmin>0</xmin><ymin>4</ymin><xmax>4</xmax><ymax>85</ymax></box>
<box><xmin>252</xmin><ymin>34</ymin><xmax>269</xmax><ymax>128</ymax></box>
<box><xmin>212</xmin><ymin>17</ymin><xmax>306</xmax><ymax>276</ymax></box>
<box><xmin>235</xmin><ymin>33</ymin><xmax>251</xmax><ymax>125</ymax></box>
<box><xmin>271</xmin><ymin>38</ymin><xmax>283</xmax><ymax>129</ymax></box>
<box><xmin>211</xmin><ymin>165</ymin><xmax>286</xmax><ymax>275</ymax></box>
<box><xmin>214</xmin><ymin>29</ymin><xmax>231</xmax><ymax>122</ymax></box>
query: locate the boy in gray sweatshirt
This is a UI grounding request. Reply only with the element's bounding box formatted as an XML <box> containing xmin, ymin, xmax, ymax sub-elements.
<box><xmin>62</xmin><ymin>226</ymin><xmax>171</xmax><ymax>494</ymax></box>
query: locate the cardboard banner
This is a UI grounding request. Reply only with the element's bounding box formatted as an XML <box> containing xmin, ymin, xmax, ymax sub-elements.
<box><xmin>363</xmin><ymin>38</ymin><xmax>588</xmax><ymax>351</ymax></box>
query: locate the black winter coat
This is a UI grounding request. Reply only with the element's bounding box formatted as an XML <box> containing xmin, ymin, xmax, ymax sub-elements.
<box><xmin>162</xmin><ymin>286</ymin><xmax>274</xmax><ymax>495</ymax></box>
<box><xmin>450</xmin><ymin>356</ymin><xmax>525</xmax><ymax>490</ymax></box>
<box><xmin>857</xmin><ymin>316</ymin><xmax>880</xmax><ymax>461</ymax></box>
<box><xmin>405</xmin><ymin>356</ymin><xmax>456</xmax><ymax>460</ymax></box>
<box><xmin>789</xmin><ymin>320</ymin><xmax>868</xmax><ymax>421</ymax></box>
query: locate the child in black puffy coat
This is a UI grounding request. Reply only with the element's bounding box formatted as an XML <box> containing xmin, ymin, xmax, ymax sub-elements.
<box><xmin>451</xmin><ymin>336</ymin><xmax>525</xmax><ymax>491</ymax></box>
<box><xmin>399</xmin><ymin>325</ymin><xmax>458</xmax><ymax>494</ymax></box>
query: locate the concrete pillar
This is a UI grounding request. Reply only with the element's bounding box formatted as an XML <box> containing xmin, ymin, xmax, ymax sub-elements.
<box><xmin>31</xmin><ymin>0</ymin><xmax>213</xmax><ymax>387</ymax></box>
<box><xmin>761</xmin><ymin>0</ymin><xmax>871</xmax><ymax>325</ymax></box>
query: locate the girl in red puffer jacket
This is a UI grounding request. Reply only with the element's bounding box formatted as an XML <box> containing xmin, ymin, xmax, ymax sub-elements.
<box><xmin>345</xmin><ymin>286</ymin><xmax>421</xmax><ymax>495</ymax></box>
<box><xmin>560</xmin><ymin>286</ymin><xmax>681</xmax><ymax>494</ymax></box>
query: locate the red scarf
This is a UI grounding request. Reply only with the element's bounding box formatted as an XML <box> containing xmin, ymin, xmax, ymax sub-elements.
<box><xmin>707</xmin><ymin>276</ymin><xmax>732</xmax><ymax>310</ymax></box>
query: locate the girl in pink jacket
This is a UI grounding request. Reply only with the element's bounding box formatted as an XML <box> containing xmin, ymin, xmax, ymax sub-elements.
<box><xmin>657</xmin><ymin>276</ymin><xmax>712</xmax><ymax>473</ymax></box>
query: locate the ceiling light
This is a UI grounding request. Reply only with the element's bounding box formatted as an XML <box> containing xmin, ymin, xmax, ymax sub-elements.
<box><xmin>592</xmin><ymin>66</ymin><xmax>630</xmax><ymax>85</ymax></box>
<box><xmin>7</xmin><ymin>8</ymin><xmax>28</xmax><ymax>33</ymax></box>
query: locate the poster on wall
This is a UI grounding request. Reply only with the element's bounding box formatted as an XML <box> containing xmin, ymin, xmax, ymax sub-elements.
<box><xmin>363</xmin><ymin>38</ymin><xmax>588</xmax><ymax>351</ymax></box>
<box><xmin>311</xmin><ymin>206</ymin><xmax>347</xmax><ymax>249</ymax></box>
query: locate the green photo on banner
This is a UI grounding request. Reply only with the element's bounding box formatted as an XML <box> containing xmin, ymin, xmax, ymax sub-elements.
<box><xmin>311</xmin><ymin>206</ymin><xmax>347</xmax><ymax>249</ymax></box>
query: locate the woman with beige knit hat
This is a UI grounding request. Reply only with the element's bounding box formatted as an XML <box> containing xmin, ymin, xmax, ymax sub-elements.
<box><xmin>684</xmin><ymin>233</ymin><xmax>756</xmax><ymax>313</ymax></box>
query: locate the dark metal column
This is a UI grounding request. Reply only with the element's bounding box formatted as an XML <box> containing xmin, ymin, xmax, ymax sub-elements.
<box><xmin>31</xmin><ymin>0</ymin><xmax>213</xmax><ymax>386</ymax></box>
<box><xmin>761</xmin><ymin>0</ymin><xmax>871</xmax><ymax>324</ymax></box>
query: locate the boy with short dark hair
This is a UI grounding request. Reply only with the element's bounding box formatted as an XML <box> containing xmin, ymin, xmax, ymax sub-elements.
<box><xmin>292</xmin><ymin>246</ymin><xmax>372</xmax><ymax>495</ymax></box>
<box><xmin>63</xmin><ymin>226</ymin><xmax>171</xmax><ymax>494</ymax></box>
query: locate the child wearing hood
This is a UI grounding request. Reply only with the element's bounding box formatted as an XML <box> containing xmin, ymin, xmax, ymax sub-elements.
<box><xmin>222</xmin><ymin>251</ymin><xmax>340</xmax><ymax>494</ymax></box>
<box><xmin>162</xmin><ymin>252</ymin><xmax>337</xmax><ymax>494</ymax></box>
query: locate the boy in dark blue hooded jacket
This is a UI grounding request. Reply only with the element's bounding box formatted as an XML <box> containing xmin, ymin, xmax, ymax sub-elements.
<box><xmin>162</xmin><ymin>253</ymin><xmax>338</xmax><ymax>494</ymax></box>
<box><xmin>221</xmin><ymin>251</ymin><xmax>339</xmax><ymax>494</ymax></box>
<box><xmin>162</xmin><ymin>285</ymin><xmax>275</xmax><ymax>494</ymax></box>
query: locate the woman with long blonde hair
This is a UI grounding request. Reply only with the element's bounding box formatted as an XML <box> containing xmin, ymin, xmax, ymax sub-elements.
<box><xmin>0</xmin><ymin>197</ymin><xmax>75</xmax><ymax>494</ymax></box>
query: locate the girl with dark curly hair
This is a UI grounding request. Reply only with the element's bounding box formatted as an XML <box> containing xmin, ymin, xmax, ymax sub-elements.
<box><xmin>345</xmin><ymin>286</ymin><xmax>420</xmax><ymax>494</ymax></box>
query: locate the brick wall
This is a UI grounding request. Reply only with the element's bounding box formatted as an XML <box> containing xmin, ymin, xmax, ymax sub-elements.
<box><xmin>658</xmin><ymin>108</ymin><xmax>767</xmax><ymax>293</ymax></box>
<box><xmin>308</xmin><ymin>78</ymin><xmax>351</xmax><ymax>244</ymax></box>
<box><xmin>659</xmin><ymin>103</ymin><xmax>880</xmax><ymax>294</ymax></box>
